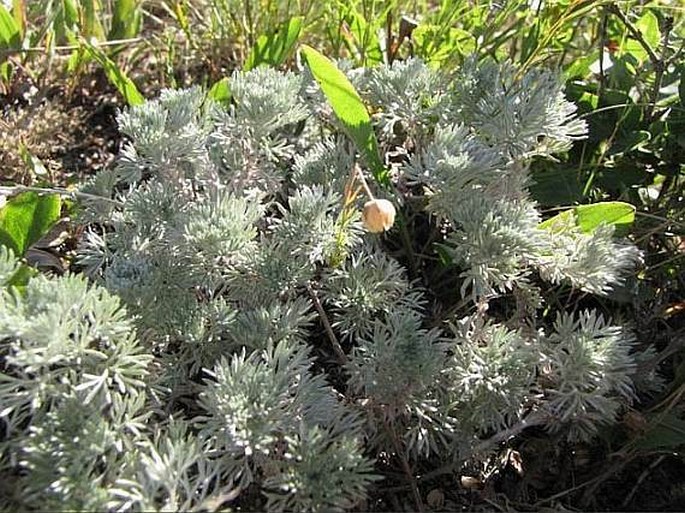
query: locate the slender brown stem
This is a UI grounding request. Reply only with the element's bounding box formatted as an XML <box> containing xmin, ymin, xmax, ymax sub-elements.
<box><xmin>417</xmin><ymin>410</ymin><xmax>548</xmax><ymax>484</ymax></box>
<box><xmin>608</xmin><ymin>4</ymin><xmax>667</xmax><ymax>122</ymax></box>
<box><xmin>382</xmin><ymin>416</ymin><xmax>424</xmax><ymax>513</ymax></box>
<box><xmin>306</xmin><ymin>283</ymin><xmax>348</xmax><ymax>365</ymax></box>
<box><xmin>608</xmin><ymin>4</ymin><xmax>659</xmax><ymax>62</ymax></box>
<box><xmin>621</xmin><ymin>455</ymin><xmax>667</xmax><ymax>508</ymax></box>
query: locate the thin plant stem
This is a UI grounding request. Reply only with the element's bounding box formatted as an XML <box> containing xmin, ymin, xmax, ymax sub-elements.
<box><xmin>0</xmin><ymin>185</ymin><xmax>123</xmax><ymax>207</ymax></box>
<box><xmin>381</xmin><ymin>416</ymin><xmax>424</xmax><ymax>513</ymax></box>
<box><xmin>306</xmin><ymin>282</ymin><xmax>348</xmax><ymax>365</ymax></box>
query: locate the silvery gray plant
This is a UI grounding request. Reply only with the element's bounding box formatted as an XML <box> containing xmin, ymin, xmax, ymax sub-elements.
<box><xmin>0</xmin><ymin>57</ymin><xmax>651</xmax><ymax>511</ymax></box>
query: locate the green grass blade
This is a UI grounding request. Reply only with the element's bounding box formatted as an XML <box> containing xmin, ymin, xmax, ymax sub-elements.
<box><xmin>109</xmin><ymin>0</ymin><xmax>142</xmax><ymax>40</ymax></box>
<box><xmin>81</xmin><ymin>39</ymin><xmax>144</xmax><ymax>106</ymax></box>
<box><xmin>11</xmin><ymin>0</ymin><xmax>25</xmax><ymax>41</ymax></box>
<box><xmin>301</xmin><ymin>45</ymin><xmax>387</xmax><ymax>185</ymax></box>
<box><xmin>244</xmin><ymin>16</ymin><xmax>304</xmax><ymax>71</ymax></box>
<box><xmin>82</xmin><ymin>0</ymin><xmax>106</xmax><ymax>41</ymax></box>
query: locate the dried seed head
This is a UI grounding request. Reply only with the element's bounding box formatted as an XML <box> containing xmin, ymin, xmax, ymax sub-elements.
<box><xmin>362</xmin><ymin>199</ymin><xmax>396</xmax><ymax>233</ymax></box>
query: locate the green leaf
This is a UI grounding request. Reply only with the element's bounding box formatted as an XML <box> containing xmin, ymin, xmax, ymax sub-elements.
<box><xmin>635</xmin><ymin>413</ymin><xmax>685</xmax><ymax>451</ymax></box>
<box><xmin>538</xmin><ymin>209</ymin><xmax>575</xmax><ymax>232</ymax></box>
<box><xmin>11</xmin><ymin>0</ymin><xmax>25</xmax><ymax>41</ymax></box>
<box><xmin>564</xmin><ymin>51</ymin><xmax>598</xmax><ymax>80</ymax></box>
<box><xmin>435</xmin><ymin>243</ymin><xmax>454</xmax><ymax>267</ymax></box>
<box><xmin>5</xmin><ymin>262</ymin><xmax>35</xmax><ymax>288</ymax></box>
<box><xmin>109</xmin><ymin>0</ymin><xmax>142</xmax><ymax>40</ymax></box>
<box><xmin>82</xmin><ymin>0</ymin><xmax>106</xmax><ymax>41</ymax></box>
<box><xmin>81</xmin><ymin>39</ymin><xmax>144</xmax><ymax>106</ymax></box>
<box><xmin>575</xmin><ymin>201</ymin><xmax>635</xmax><ymax>233</ymax></box>
<box><xmin>413</xmin><ymin>25</ymin><xmax>475</xmax><ymax>66</ymax></box>
<box><xmin>0</xmin><ymin>4</ymin><xmax>21</xmax><ymax>48</ymax></box>
<box><xmin>624</xmin><ymin>10</ymin><xmax>660</xmax><ymax>65</ymax></box>
<box><xmin>0</xmin><ymin>60</ymin><xmax>13</xmax><ymax>83</ymax></box>
<box><xmin>0</xmin><ymin>192</ymin><xmax>61</xmax><ymax>257</ymax></box>
<box><xmin>244</xmin><ymin>16</ymin><xmax>303</xmax><ymax>71</ymax></box>
<box><xmin>63</xmin><ymin>0</ymin><xmax>80</xmax><ymax>27</ymax></box>
<box><xmin>300</xmin><ymin>45</ymin><xmax>387</xmax><ymax>185</ymax></box>
<box><xmin>341</xmin><ymin>3</ymin><xmax>384</xmax><ymax>66</ymax></box>
<box><xmin>679</xmin><ymin>66</ymin><xmax>685</xmax><ymax>107</ymax></box>
<box><xmin>539</xmin><ymin>201</ymin><xmax>635</xmax><ymax>235</ymax></box>
<box><xmin>207</xmin><ymin>77</ymin><xmax>231</xmax><ymax>104</ymax></box>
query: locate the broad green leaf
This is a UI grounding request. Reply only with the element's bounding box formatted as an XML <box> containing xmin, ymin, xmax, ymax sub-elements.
<box><xmin>207</xmin><ymin>77</ymin><xmax>231</xmax><ymax>104</ymax></box>
<box><xmin>679</xmin><ymin>66</ymin><xmax>685</xmax><ymax>107</ymax></box>
<box><xmin>53</xmin><ymin>0</ymin><xmax>79</xmax><ymax>45</ymax></box>
<box><xmin>0</xmin><ymin>192</ymin><xmax>61</xmax><ymax>256</ymax></box>
<box><xmin>564</xmin><ymin>51</ymin><xmax>598</xmax><ymax>80</ymax></box>
<box><xmin>634</xmin><ymin>413</ymin><xmax>685</xmax><ymax>451</ymax></box>
<box><xmin>624</xmin><ymin>10</ymin><xmax>660</xmax><ymax>64</ymax></box>
<box><xmin>0</xmin><ymin>5</ymin><xmax>21</xmax><ymax>48</ymax></box>
<box><xmin>435</xmin><ymin>243</ymin><xmax>454</xmax><ymax>267</ymax></box>
<box><xmin>575</xmin><ymin>201</ymin><xmax>635</xmax><ymax>233</ymax></box>
<box><xmin>301</xmin><ymin>45</ymin><xmax>387</xmax><ymax>185</ymax></box>
<box><xmin>539</xmin><ymin>201</ymin><xmax>635</xmax><ymax>234</ymax></box>
<box><xmin>538</xmin><ymin>209</ymin><xmax>576</xmax><ymax>232</ymax></box>
<box><xmin>81</xmin><ymin>39</ymin><xmax>144</xmax><ymax>106</ymax></box>
<box><xmin>244</xmin><ymin>16</ymin><xmax>303</xmax><ymax>71</ymax></box>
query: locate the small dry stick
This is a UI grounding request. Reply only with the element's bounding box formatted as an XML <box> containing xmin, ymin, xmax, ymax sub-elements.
<box><xmin>306</xmin><ymin>283</ymin><xmax>347</xmax><ymax>365</ymax></box>
<box><xmin>608</xmin><ymin>4</ymin><xmax>660</xmax><ymax>63</ymax></box>
<box><xmin>382</xmin><ymin>416</ymin><xmax>425</xmax><ymax>513</ymax></box>
<box><xmin>621</xmin><ymin>454</ymin><xmax>667</xmax><ymax>508</ymax></box>
<box><xmin>608</xmin><ymin>3</ymin><xmax>665</xmax><ymax>122</ymax></box>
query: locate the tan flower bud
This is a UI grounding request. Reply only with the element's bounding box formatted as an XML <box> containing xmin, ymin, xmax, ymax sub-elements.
<box><xmin>362</xmin><ymin>199</ymin><xmax>396</xmax><ymax>233</ymax></box>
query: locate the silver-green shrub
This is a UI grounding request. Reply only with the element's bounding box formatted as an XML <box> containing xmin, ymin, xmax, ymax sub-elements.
<box><xmin>0</xmin><ymin>57</ymin><xmax>650</xmax><ymax>511</ymax></box>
